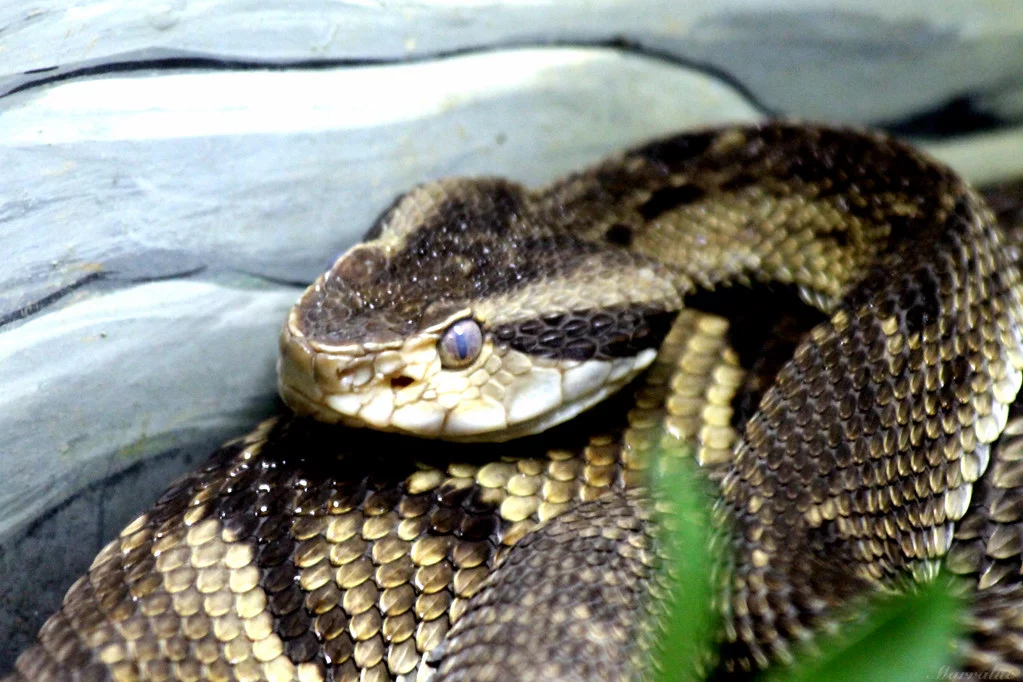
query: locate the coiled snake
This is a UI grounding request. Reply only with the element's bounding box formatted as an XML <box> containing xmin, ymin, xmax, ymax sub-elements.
<box><xmin>9</xmin><ymin>123</ymin><xmax>1023</xmax><ymax>681</ymax></box>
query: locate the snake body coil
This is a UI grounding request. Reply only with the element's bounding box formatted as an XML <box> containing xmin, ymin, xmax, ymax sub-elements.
<box><xmin>9</xmin><ymin>123</ymin><xmax>1023</xmax><ymax>681</ymax></box>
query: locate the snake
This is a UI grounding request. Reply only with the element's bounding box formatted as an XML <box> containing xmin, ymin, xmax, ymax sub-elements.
<box><xmin>8</xmin><ymin>122</ymin><xmax>1023</xmax><ymax>681</ymax></box>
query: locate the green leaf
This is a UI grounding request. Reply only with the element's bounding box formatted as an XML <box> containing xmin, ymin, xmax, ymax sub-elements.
<box><xmin>649</xmin><ymin>453</ymin><xmax>723</xmax><ymax>682</ymax></box>
<box><xmin>764</xmin><ymin>574</ymin><xmax>965</xmax><ymax>682</ymax></box>
<box><xmin>648</xmin><ymin>446</ymin><xmax>965</xmax><ymax>682</ymax></box>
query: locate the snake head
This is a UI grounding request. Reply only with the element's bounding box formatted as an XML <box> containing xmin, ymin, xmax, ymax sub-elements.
<box><xmin>278</xmin><ymin>179</ymin><xmax>682</xmax><ymax>441</ymax></box>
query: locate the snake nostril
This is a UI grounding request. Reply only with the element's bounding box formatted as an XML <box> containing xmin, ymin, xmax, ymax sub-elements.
<box><xmin>391</xmin><ymin>376</ymin><xmax>414</xmax><ymax>390</ymax></box>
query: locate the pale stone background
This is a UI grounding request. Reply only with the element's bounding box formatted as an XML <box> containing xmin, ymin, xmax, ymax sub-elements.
<box><xmin>2</xmin><ymin>0</ymin><xmax>1023</xmax><ymax>668</ymax></box>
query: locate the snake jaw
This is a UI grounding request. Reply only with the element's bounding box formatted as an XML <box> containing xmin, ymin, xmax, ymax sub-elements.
<box><xmin>279</xmin><ymin>315</ymin><xmax>437</xmax><ymax>429</ymax></box>
<box><xmin>279</xmin><ymin>307</ymin><xmax>661</xmax><ymax>440</ymax></box>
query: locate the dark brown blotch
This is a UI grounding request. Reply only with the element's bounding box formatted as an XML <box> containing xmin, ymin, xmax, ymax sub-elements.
<box><xmin>633</xmin><ymin>130</ymin><xmax>717</xmax><ymax>171</ymax></box>
<box><xmin>638</xmin><ymin>184</ymin><xmax>707</xmax><ymax>221</ymax></box>
<box><xmin>896</xmin><ymin>267</ymin><xmax>942</xmax><ymax>335</ymax></box>
<box><xmin>436</xmin><ymin>481</ymin><xmax>474</xmax><ymax>508</ymax></box>
<box><xmin>315</xmin><ymin>607</ymin><xmax>350</xmax><ymax>640</ymax></box>
<box><xmin>278</xmin><ymin>608</ymin><xmax>314</xmax><ymax>639</ymax></box>
<box><xmin>430</xmin><ymin>507</ymin><xmax>462</xmax><ymax>534</ymax></box>
<box><xmin>364</xmin><ymin>487</ymin><xmax>403</xmax><ymax>516</ymax></box>
<box><xmin>684</xmin><ymin>284</ymin><xmax>826</xmax><ymax>431</ymax></box>
<box><xmin>821</xmin><ymin>229</ymin><xmax>849</xmax><ymax>248</ymax></box>
<box><xmin>262</xmin><ymin>564</ymin><xmax>296</xmax><ymax>594</ymax></box>
<box><xmin>268</xmin><ymin>583</ymin><xmax>305</xmax><ymax>617</ymax></box>
<box><xmin>719</xmin><ymin>173</ymin><xmax>757</xmax><ymax>193</ymax></box>
<box><xmin>285</xmin><ymin>631</ymin><xmax>322</xmax><ymax>664</ymax></box>
<box><xmin>257</xmin><ymin>535</ymin><xmax>294</xmax><ymax>567</ymax></box>
<box><xmin>538</xmin><ymin>329</ymin><xmax>564</xmax><ymax>347</ymax></box>
<box><xmin>491</xmin><ymin>305</ymin><xmax>677</xmax><ymax>361</ymax></box>
<box><xmin>458</xmin><ymin>514</ymin><xmax>498</xmax><ymax>541</ymax></box>
<box><xmin>604</xmin><ymin>223</ymin><xmax>634</xmax><ymax>247</ymax></box>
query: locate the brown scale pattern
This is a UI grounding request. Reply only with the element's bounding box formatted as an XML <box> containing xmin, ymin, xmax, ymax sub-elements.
<box><xmin>941</xmin><ymin>186</ymin><xmax>1023</xmax><ymax>675</ymax></box>
<box><xmin>948</xmin><ymin>407</ymin><xmax>1023</xmax><ymax>676</ymax></box>
<box><xmin>9</xmin><ymin>124</ymin><xmax>1023</xmax><ymax>680</ymax></box>
<box><xmin>9</xmin><ymin>310</ymin><xmax>747</xmax><ymax>682</ymax></box>
<box><xmin>298</xmin><ymin>180</ymin><xmax>680</xmax><ymax>349</ymax></box>
<box><xmin>489</xmin><ymin>305</ymin><xmax>679</xmax><ymax>361</ymax></box>
<box><xmin>715</xmin><ymin>191</ymin><xmax>1023</xmax><ymax>670</ymax></box>
<box><xmin>428</xmin><ymin>490</ymin><xmax>658</xmax><ymax>682</ymax></box>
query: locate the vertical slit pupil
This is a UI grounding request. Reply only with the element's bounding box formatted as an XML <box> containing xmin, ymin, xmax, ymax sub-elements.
<box><xmin>440</xmin><ymin>318</ymin><xmax>483</xmax><ymax>368</ymax></box>
<box><xmin>455</xmin><ymin>329</ymin><xmax>470</xmax><ymax>359</ymax></box>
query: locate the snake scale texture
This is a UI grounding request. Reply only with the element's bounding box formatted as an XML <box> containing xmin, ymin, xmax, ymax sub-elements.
<box><xmin>9</xmin><ymin>123</ymin><xmax>1023</xmax><ymax>681</ymax></box>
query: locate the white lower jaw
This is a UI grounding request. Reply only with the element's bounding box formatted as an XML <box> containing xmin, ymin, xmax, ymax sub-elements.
<box><xmin>391</xmin><ymin>403</ymin><xmax>446</xmax><ymax>435</ymax></box>
<box><xmin>474</xmin><ymin>383</ymin><xmax>623</xmax><ymax>443</ymax></box>
<box><xmin>445</xmin><ymin>399</ymin><xmax>508</xmax><ymax>437</ymax></box>
<box><xmin>311</xmin><ymin>349</ymin><xmax>658</xmax><ymax>442</ymax></box>
<box><xmin>325</xmin><ymin>392</ymin><xmax>362</xmax><ymax>417</ymax></box>
<box><xmin>448</xmin><ymin>351</ymin><xmax>658</xmax><ymax>443</ymax></box>
<box><xmin>359</xmin><ymin>392</ymin><xmax>396</xmax><ymax>428</ymax></box>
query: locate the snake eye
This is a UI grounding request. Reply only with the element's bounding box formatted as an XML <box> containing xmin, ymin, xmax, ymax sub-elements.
<box><xmin>438</xmin><ymin>319</ymin><xmax>483</xmax><ymax>369</ymax></box>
